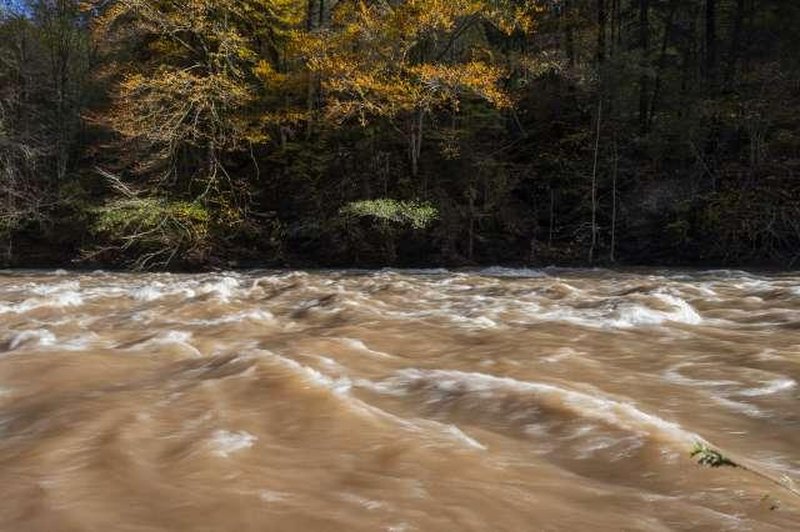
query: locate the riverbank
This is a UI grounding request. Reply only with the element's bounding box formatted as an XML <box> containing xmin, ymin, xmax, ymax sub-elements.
<box><xmin>3</xmin><ymin>231</ymin><xmax>798</xmax><ymax>273</ymax></box>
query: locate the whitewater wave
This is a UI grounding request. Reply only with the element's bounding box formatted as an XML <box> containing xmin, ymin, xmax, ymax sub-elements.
<box><xmin>735</xmin><ymin>377</ymin><xmax>796</xmax><ymax>397</ymax></box>
<box><xmin>0</xmin><ymin>290</ymin><xmax>84</xmax><ymax>314</ymax></box>
<box><xmin>258</xmin><ymin>352</ymin><xmax>485</xmax><ymax>450</ymax></box>
<box><xmin>209</xmin><ymin>429</ymin><xmax>257</xmax><ymax>457</ymax></box>
<box><xmin>365</xmin><ymin>369</ymin><xmax>701</xmax><ymax>445</ymax></box>
<box><xmin>610</xmin><ymin>293</ymin><xmax>702</xmax><ymax>328</ymax></box>
<box><xmin>478</xmin><ymin>267</ymin><xmax>547</xmax><ymax>278</ymax></box>
<box><xmin>3</xmin><ymin>329</ymin><xmax>57</xmax><ymax>351</ymax></box>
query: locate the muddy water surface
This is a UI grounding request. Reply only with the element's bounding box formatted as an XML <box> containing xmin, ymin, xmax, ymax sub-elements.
<box><xmin>0</xmin><ymin>268</ymin><xmax>798</xmax><ymax>531</ymax></box>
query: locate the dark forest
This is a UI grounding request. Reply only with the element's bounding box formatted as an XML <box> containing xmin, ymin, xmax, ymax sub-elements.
<box><xmin>1</xmin><ymin>0</ymin><xmax>798</xmax><ymax>269</ymax></box>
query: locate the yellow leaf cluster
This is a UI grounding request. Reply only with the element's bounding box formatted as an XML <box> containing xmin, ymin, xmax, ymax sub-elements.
<box><xmin>96</xmin><ymin>0</ymin><xmax>309</xmax><ymax>151</ymax></box>
<box><xmin>308</xmin><ymin>0</ymin><xmax>529</xmax><ymax>126</ymax></box>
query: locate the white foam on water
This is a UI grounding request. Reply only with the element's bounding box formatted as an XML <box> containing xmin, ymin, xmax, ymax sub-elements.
<box><xmin>61</xmin><ymin>332</ymin><xmax>104</xmax><ymax>351</ymax></box>
<box><xmin>450</xmin><ymin>314</ymin><xmax>499</xmax><ymax>329</ymax></box>
<box><xmin>663</xmin><ymin>365</ymin><xmax>783</xmax><ymax>418</ymax></box>
<box><xmin>311</xmin><ymin>355</ymin><xmax>348</xmax><ymax>373</ymax></box>
<box><xmin>52</xmin><ymin>290</ymin><xmax>84</xmax><ymax>308</ymax></box>
<box><xmin>339</xmin><ymin>493</ymin><xmax>385</xmax><ymax>511</ymax></box>
<box><xmin>754</xmin><ymin>455</ymin><xmax>800</xmax><ymax>480</ymax></box>
<box><xmin>700</xmin><ymin>269</ymin><xmax>758</xmax><ymax>278</ymax></box>
<box><xmin>523</xmin><ymin>423</ymin><xmax>550</xmax><ymax>438</ymax></box>
<box><xmin>197</xmin><ymin>276</ymin><xmax>241</xmax><ymax>301</ymax></box>
<box><xmin>6</xmin><ymin>329</ymin><xmax>57</xmax><ymax>351</ymax></box>
<box><xmin>160</xmin><ymin>330</ymin><xmax>193</xmax><ymax>343</ymax></box>
<box><xmin>735</xmin><ymin>377</ymin><xmax>796</xmax><ymax>397</ymax></box>
<box><xmin>157</xmin><ymin>331</ymin><xmax>203</xmax><ymax>357</ymax></box>
<box><xmin>234</xmin><ymin>309</ymin><xmax>276</xmax><ymax>322</ymax></box>
<box><xmin>379</xmin><ymin>306</ymin><xmax>501</xmax><ymax>330</ymax></box>
<box><xmin>664</xmin><ymin>364</ymin><xmax>794</xmax><ymax>416</ymax></box>
<box><xmin>755</xmin><ymin>348</ymin><xmax>785</xmax><ymax>361</ymax></box>
<box><xmin>130</xmin><ymin>281</ymin><xmax>197</xmax><ymax>302</ymax></box>
<box><xmin>478</xmin><ymin>267</ymin><xmax>547</xmax><ymax>278</ymax></box>
<box><xmin>710</xmin><ymin>395</ymin><xmax>765</xmax><ymax>418</ymax></box>
<box><xmin>694</xmin><ymin>283</ymin><xmax>722</xmax><ymax>299</ymax></box>
<box><xmin>185</xmin><ymin>309</ymin><xmax>275</xmax><ymax>326</ymax></box>
<box><xmin>497</xmin><ymin>291</ymin><xmax>704</xmax><ymax>330</ymax></box>
<box><xmin>126</xmin><ymin>330</ymin><xmax>203</xmax><ymax>357</ymax></box>
<box><xmin>443</xmin><ymin>424</ymin><xmax>487</xmax><ymax>450</ymax></box>
<box><xmin>267</xmin><ymin>352</ymin><xmax>353</xmax><ymax>394</ymax></box>
<box><xmin>131</xmin><ymin>285</ymin><xmax>163</xmax><ymax>302</ymax></box>
<box><xmin>370</xmin><ymin>369</ymin><xmax>701</xmax><ymax>445</ymax></box>
<box><xmin>30</xmin><ymin>280</ymin><xmax>80</xmax><ymax>296</ymax></box>
<box><xmin>663</xmin><ymin>364</ymin><xmax>739</xmax><ymax>388</ymax></box>
<box><xmin>130</xmin><ymin>281</ymin><xmax>196</xmax><ymax>302</ymax></box>
<box><xmin>574</xmin><ymin>435</ymin><xmax>620</xmax><ymax>459</ymax></box>
<box><xmin>611</xmin><ymin>293</ymin><xmax>702</xmax><ymax>328</ymax></box>
<box><xmin>0</xmin><ymin>289</ymin><xmax>85</xmax><ymax>314</ymax></box>
<box><xmin>380</xmin><ymin>268</ymin><xmax>450</xmax><ymax>275</ymax></box>
<box><xmin>541</xmin><ymin>347</ymin><xmax>581</xmax><ymax>363</ymax></box>
<box><xmin>258</xmin><ymin>490</ymin><xmax>290</xmax><ymax>503</ymax></box>
<box><xmin>210</xmin><ymin>430</ymin><xmax>257</xmax><ymax>457</ymax></box>
<box><xmin>338</xmin><ymin>338</ymin><xmax>394</xmax><ymax>358</ymax></box>
<box><xmin>354</xmin><ymin>389</ymin><xmax>487</xmax><ymax>451</ymax></box>
<box><xmin>260</xmin><ymin>352</ymin><xmax>485</xmax><ymax>450</ymax></box>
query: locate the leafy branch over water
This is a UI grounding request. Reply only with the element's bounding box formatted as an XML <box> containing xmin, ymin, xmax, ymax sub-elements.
<box><xmin>691</xmin><ymin>442</ymin><xmax>800</xmax><ymax>498</ymax></box>
<box><xmin>691</xmin><ymin>443</ymin><xmax>738</xmax><ymax>468</ymax></box>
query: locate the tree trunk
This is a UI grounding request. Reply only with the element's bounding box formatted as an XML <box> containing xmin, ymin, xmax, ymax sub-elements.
<box><xmin>679</xmin><ymin>15</ymin><xmax>697</xmax><ymax>99</ymax></box>
<box><xmin>468</xmin><ymin>188</ymin><xmax>475</xmax><ymax>261</ymax></box>
<box><xmin>305</xmin><ymin>0</ymin><xmax>315</xmax><ymax>31</ymax></box>
<box><xmin>305</xmin><ymin>0</ymin><xmax>316</xmax><ymax>138</ymax></box>
<box><xmin>610</xmin><ymin>0</ymin><xmax>619</xmax><ymax>57</ymax></box>
<box><xmin>704</xmin><ymin>0</ymin><xmax>718</xmax><ymax>86</ymax></box>
<box><xmin>564</xmin><ymin>0</ymin><xmax>575</xmax><ymax>68</ymax></box>
<box><xmin>725</xmin><ymin>0</ymin><xmax>745</xmax><ymax>88</ymax></box>
<box><xmin>589</xmin><ymin>100</ymin><xmax>602</xmax><ymax>264</ymax></box>
<box><xmin>597</xmin><ymin>0</ymin><xmax>606</xmax><ymax>64</ymax></box>
<box><xmin>409</xmin><ymin>110</ymin><xmax>424</xmax><ymax>179</ymax></box>
<box><xmin>649</xmin><ymin>0</ymin><xmax>677</xmax><ymax>129</ymax></box>
<box><xmin>638</xmin><ymin>0</ymin><xmax>650</xmax><ymax>132</ymax></box>
<box><xmin>610</xmin><ymin>138</ymin><xmax>618</xmax><ymax>263</ymax></box>
<box><xmin>549</xmin><ymin>187</ymin><xmax>555</xmax><ymax>248</ymax></box>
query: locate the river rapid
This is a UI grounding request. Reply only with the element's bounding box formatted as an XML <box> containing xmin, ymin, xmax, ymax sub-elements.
<box><xmin>0</xmin><ymin>268</ymin><xmax>798</xmax><ymax>531</ymax></box>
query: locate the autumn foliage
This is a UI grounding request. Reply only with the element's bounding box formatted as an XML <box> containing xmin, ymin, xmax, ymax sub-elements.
<box><xmin>2</xmin><ymin>0</ymin><xmax>800</xmax><ymax>268</ymax></box>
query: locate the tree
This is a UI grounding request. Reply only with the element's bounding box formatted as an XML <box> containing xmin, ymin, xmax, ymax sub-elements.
<box><xmin>93</xmin><ymin>0</ymin><xmax>305</xmax><ymax>193</ymax></box>
<box><xmin>0</xmin><ymin>1</ymin><xmax>90</xmax><ymax>259</ymax></box>
<box><xmin>305</xmin><ymin>0</ymin><xmax>531</xmax><ymax>181</ymax></box>
<box><xmin>32</xmin><ymin>0</ymin><xmax>90</xmax><ymax>181</ymax></box>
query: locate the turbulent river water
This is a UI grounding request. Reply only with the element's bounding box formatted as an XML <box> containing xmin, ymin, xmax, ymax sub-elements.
<box><xmin>0</xmin><ymin>268</ymin><xmax>799</xmax><ymax>531</ymax></box>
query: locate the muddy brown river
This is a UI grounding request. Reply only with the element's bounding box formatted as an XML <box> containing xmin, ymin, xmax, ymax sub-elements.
<box><xmin>0</xmin><ymin>268</ymin><xmax>798</xmax><ymax>531</ymax></box>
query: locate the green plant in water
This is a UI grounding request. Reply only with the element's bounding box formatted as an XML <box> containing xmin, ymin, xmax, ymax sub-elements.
<box><xmin>690</xmin><ymin>442</ymin><xmax>738</xmax><ymax>468</ymax></box>
<box><xmin>689</xmin><ymin>441</ymin><xmax>800</xmax><ymax>500</ymax></box>
<box><xmin>340</xmin><ymin>199</ymin><xmax>438</xmax><ymax>230</ymax></box>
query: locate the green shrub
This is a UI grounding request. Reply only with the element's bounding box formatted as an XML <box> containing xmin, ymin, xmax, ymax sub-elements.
<box><xmin>690</xmin><ymin>442</ymin><xmax>738</xmax><ymax>468</ymax></box>
<box><xmin>340</xmin><ymin>199</ymin><xmax>438</xmax><ymax>230</ymax></box>
<box><xmin>91</xmin><ymin>197</ymin><xmax>211</xmax><ymax>268</ymax></box>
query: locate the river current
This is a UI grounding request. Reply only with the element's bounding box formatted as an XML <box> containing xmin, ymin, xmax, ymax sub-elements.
<box><xmin>0</xmin><ymin>268</ymin><xmax>798</xmax><ymax>531</ymax></box>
